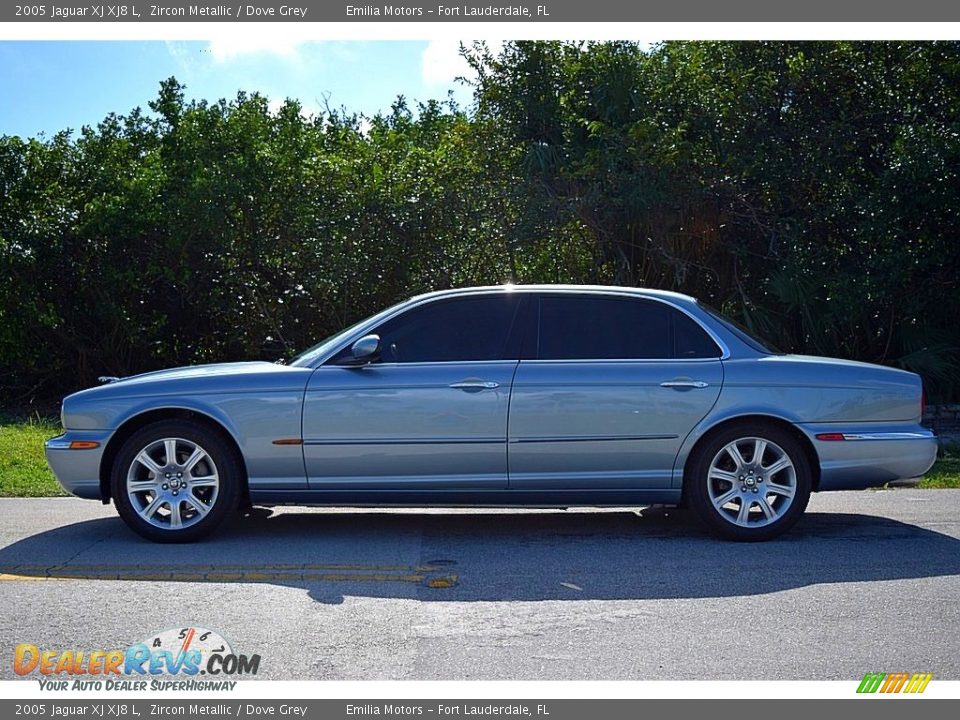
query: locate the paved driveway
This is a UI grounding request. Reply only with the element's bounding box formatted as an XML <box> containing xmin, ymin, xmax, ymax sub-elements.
<box><xmin>1</xmin><ymin>490</ymin><xmax>958</xmax><ymax>680</ymax></box>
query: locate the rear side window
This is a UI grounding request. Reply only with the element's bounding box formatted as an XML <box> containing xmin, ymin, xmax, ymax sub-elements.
<box><xmin>368</xmin><ymin>295</ymin><xmax>521</xmax><ymax>363</ymax></box>
<box><xmin>674</xmin><ymin>309</ymin><xmax>724</xmax><ymax>358</ymax></box>
<box><xmin>537</xmin><ymin>295</ymin><xmax>721</xmax><ymax>360</ymax></box>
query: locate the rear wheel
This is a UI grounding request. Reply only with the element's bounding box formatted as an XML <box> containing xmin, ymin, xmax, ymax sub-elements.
<box><xmin>687</xmin><ymin>423</ymin><xmax>812</xmax><ymax>541</ymax></box>
<box><xmin>111</xmin><ymin>420</ymin><xmax>241</xmax><ymax>542</ymax></box>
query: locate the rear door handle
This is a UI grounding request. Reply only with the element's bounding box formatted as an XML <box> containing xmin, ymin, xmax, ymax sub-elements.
<box><xmin>449</xmin><ymin>380</ymin><xmax>500</xmax><ymax>390</ymax></box>
<box><xmin>660</xmin><ymin>380</ymin><xmax>709</xmax><ymax>389</ymax></box>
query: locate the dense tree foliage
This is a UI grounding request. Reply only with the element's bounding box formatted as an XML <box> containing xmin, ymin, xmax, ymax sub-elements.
<box><xmin>2</xmin><ymin>41</ymin><xmax>958</xmax><ymax>408</ymax></box>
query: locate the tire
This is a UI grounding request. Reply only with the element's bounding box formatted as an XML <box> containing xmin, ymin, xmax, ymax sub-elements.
<box><xmin>111</xmin><ymin>419</ymin><xmax>242</xmax><ymax>542</ymax></box>
<box><xmin>686</xmin><ymin>423</ymin><xmax>812</xmax><ymax>541</ymax></box>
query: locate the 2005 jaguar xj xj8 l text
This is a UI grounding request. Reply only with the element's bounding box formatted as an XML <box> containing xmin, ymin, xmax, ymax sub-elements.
<box><xmin>45</xmin><ymin>285</ymin><xmax>937</xmax><ymax>542</ymax></box>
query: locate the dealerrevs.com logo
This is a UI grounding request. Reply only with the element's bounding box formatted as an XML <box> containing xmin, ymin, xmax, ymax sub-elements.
<box><xmin>857</xmin><ymin>673</ymin><xmax>933</xmax><ymax>694</ymax></box>
<box><xmin>14</xmin><ymin>627</ymin><xmax>260</xmax><ymax>691</ymax></box>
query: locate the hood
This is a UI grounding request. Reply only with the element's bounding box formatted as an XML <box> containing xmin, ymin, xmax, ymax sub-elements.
<box><xmin>67</xmin><ymin>361</ymin><xmax>312</xmax><ymax>405</ymax></box>
<box><xmin>102</xmin><ymin>361</ymin><xmax>287</xmax><ymax>387</ymax></box>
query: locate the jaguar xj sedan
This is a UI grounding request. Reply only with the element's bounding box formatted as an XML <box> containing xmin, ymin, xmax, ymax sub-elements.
<box><xmin>45</xmin><ymin>285</ymin><xmax>937</xmax><ymax>542</ymax></box>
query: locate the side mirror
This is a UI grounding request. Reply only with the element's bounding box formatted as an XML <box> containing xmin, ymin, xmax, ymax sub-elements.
<box><xmin>340</xmin><ymin>334</ymin><xmax>381</xmax><ymax>366</ymax></box>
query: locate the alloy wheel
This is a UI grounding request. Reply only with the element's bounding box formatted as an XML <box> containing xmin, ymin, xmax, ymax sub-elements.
<box><xmin>706</xmin><ymin>436</ymin><xmax>797</xmax><ymax>528</ymax></box>
<box><xmin>125</xmin><ymin>437</ymin><xmax>220</xmax><ymax>531</ymax></box>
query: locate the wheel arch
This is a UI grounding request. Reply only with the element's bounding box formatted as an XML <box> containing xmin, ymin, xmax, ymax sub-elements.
<box><xmin>98</xmin><ymin>407</ymin><xmax>249</xmax><ymax>505</ymax></box>
<box><xmin>680</xmin><ymin>414</ymin><xmax>822</xmax><ymax>500</ymax></box>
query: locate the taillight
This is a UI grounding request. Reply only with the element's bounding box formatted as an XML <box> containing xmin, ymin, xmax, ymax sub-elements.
<box><xmin>921</xmin><ymin>387</ymin><xmax>926</xmax><ymax>419</ymax></box>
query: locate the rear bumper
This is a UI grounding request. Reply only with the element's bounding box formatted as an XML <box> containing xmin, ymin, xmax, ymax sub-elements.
<box><xmin>44</xmin><ymin>431</ymin><xmax>111</xmax><ymax>500</ymax></box>
<box><xmin>799</xmin><ymin>423</ymin><xmax>938</xmax><ymax>490</ymax></box>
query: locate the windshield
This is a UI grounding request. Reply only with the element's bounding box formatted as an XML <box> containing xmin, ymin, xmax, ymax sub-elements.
<box><xmin>287</xmin><ymin>298</ymin><xmax>410</xmax><ymax>367</ymax></box>
<box><xmin>700</xmin><ymin>303</ymin><xmax>780</xmax><ymax>354</ymax></box>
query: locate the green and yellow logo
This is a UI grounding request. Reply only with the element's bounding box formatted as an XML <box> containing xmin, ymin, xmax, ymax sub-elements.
<box><xmin>857</xmin><ymin>672</ymin><xmax>932</xmax><ymax>694</ymax></box>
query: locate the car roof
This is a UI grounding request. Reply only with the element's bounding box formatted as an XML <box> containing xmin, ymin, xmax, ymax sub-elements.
<box><xmin>408</xmin><ymin>284</ymin><xmax>697</xmax><ymax>304</ymax></box>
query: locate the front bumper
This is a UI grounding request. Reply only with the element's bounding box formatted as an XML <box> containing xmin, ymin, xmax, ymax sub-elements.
<box><xmin>44</xmin><ymin>430</ymin><xmax>112</xmax><ymax>500</ymax></box>
<box><xmin>800</xmin><ymin>423</ymin><xmax>938</xmax><ymax>491</ymax></box>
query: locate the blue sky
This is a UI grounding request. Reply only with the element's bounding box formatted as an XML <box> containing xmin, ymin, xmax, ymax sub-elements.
<box><xmin>0</xmin><ymin>40</ymin><xmax>483</xmax><ymax>139</ymax></box>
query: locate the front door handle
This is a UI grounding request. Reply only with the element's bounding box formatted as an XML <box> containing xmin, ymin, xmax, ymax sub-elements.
<box><xmin>449</xmin><ymin>380</ymin><xmax>500</xmax><ymax>390</ymax></box>
<box><xmin>660</xmin><ymin>380</ymin><xmax>710</xmax><ymax>389</ymax></box>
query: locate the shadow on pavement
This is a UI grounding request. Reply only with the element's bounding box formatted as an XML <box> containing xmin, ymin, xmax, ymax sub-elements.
<box><xmin>1</xmin><ymin>507</ymin><xmax>958</xmax><ymax>604</ymax></box>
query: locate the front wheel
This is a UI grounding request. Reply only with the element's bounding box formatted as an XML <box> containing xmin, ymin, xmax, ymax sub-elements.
<box><xmin>111</xmin><ymin>420</ymin><xmax>242</xmax><ymax>542</ymax></box>
<box><xmin>687</xmin><ymin>424</ymin><xmax>812</xmax><ymax>541</ymax></box>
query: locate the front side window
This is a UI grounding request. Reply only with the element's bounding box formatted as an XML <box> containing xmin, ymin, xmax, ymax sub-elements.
<box><xmin>363</xmin><ymin>295</ymin><xmax>522</xmax><ymax>363</ymax></box>
<box><xmin>289</xmin><ymin>300</ymin><xmax>408</xmax><ymax>367</ymax></box>
<box><xmin>537</xmin><ymin>295</ymin><xmax>721</xmax><ymax>360</ymax></box>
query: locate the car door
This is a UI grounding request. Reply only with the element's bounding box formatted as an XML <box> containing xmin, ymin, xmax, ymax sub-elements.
<box><xmin>508</xmin><ymin>293</ymin><xmax>724</xmax><ymax>490</ymax></box>
<box><xmin>302</xmin><ymin>293</ymin><xmax>524</xmax><ymax>490</ymax></box>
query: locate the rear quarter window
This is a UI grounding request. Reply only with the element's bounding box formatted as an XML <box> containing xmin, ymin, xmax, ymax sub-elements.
<box><xmin>537</xmin><ymin>295</ymin><xmax>721</xmax><ymax>360</ymax></box>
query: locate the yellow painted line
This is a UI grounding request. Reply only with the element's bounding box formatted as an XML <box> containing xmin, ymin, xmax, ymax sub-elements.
<box><xmin>0</xmin><ymin>564</ymin><xmax>458</xmax><ymax>588</ymax></box>
<box><xmin>7</xmin><ymin>563</ymin><xmax>444</xmax><ymax>573</ymax></box>
<box><xmin>426</xmin><ymin>575</ymin><xmax>459</xmax><ymax>589</ymax></box>
<box><xmin>0</xmin><ymin>573</ymin><xmax>50</xmax><ymax>582</ymax></box>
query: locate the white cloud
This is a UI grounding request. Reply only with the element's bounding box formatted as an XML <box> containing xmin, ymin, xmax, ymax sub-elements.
<box><xmin>420</xmin><ymin>40</ymin><xmax>503</xmax><ymax>87</ymax></box>
<box><xmin>207</xmin><ymin>37</ymin><xmax>306</xmax><ymax>62</ymax></box>
<box><xmin>165</xmin><ymin>41</ymin><xmax>196</xmax><ymax>72</ymax></box>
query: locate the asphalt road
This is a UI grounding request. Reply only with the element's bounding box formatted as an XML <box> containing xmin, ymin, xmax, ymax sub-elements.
<box><xmin>1</xmin><ymin>490</ymin><xmax>958</xmax><ymax>680</ymax></box>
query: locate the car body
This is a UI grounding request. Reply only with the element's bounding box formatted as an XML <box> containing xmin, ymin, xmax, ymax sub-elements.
<box><xmin>45</xmin><ymin>285</ymin><xmax>938</xmax><ymax>541</ymax></box>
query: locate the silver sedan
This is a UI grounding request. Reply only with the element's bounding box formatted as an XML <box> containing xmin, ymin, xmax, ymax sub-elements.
<box><xmin>45</xmin><ymin>285</ymin><xmax>937</xmax><ymax>542</ymax></box>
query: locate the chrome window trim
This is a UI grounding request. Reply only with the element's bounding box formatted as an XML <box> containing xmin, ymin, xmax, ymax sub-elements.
<box><xmin>307</xmin><ymin>287</ymin><xmax>732</xmax><ymax>368</ymax></box>
<box><xmin>518</xmin><ymin>358</ymin><xmax>724</xmax><ymax>365</ymax></box>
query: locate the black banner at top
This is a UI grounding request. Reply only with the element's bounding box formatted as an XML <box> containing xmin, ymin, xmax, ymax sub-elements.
<box><xmin>5</xmin><ymin>0</ymin><xmax>960</xmax><ymax>22</ymax></box>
